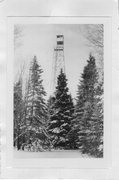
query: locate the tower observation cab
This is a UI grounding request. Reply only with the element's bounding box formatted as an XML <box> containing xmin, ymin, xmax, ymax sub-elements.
<box><xmin>57</xmin><ymin>35</ymin><xmax>64</xmax><ymax>48</ymax></box>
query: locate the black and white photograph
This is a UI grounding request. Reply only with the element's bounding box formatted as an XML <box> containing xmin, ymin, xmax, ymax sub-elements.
<box><xmin>13</xmin><ymin>23</ymin><xmax>104</xmax><ymax>159</ymax></box>
<box><xmin>0</xmin><ymin>0</ymin><xmax>117</xmax><ymax>178</ymax></box>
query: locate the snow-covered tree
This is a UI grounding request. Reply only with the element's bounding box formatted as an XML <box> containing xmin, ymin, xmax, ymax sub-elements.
<box><xmin>48</xmin><ymin>69</ymin><xmax>74</xmax><ymax>149</ymax></box>
<box><xmin>14</xmin><ymin>77</ymin><xmax>24</xmax><ymax>150</ymax></box>
<box><xmin>66</xmin><ymin>94</ymin><xmax>77</xmax><ymax>149</ymax></box>
<box><xmin>23</xmin><ymin>56</ymin><xmax>50</xmax><ymax>151</ymax></box>
<box><xmin>75</xmin><ymin>54</ymin><xmax>103</xmax><ymax>157</ymax></box>
<box><xmin>93</xmin><ymin>81</ymin><xmax>103</xmax><ymax>157</ymax></box>
<box><xmin>47</xmin><ymin>95</ymin><xmax>56</xmax><ymax>122</ymax></box>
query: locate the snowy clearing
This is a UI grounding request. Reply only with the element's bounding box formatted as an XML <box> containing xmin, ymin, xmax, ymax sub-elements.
<box><xmin>14</xmin><ymin>149</ymin><xmax>92</xmax><ymax>159</ymax></box>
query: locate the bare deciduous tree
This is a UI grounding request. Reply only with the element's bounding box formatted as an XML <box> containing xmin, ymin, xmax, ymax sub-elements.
<box><xmin>80</xmin><ymin>24</ymin><xmax>104</xmax><ymax>81</ymax></box>
<box><xmin>14</xmin><ymin>25</ymin><xmax>24</xmax><ymax>50</ymax></box>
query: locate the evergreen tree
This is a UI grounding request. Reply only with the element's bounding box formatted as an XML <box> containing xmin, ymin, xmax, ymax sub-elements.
<box><xmin>14</xmin><ymin>77</ymin><xmax>24</xmax><ymax>150</ymax></box>
<box><xmin>92</xmin><ymin>81</ymin><xmax>103</xmax><ymax>157</ymax></box>
<box><xmin>47</xmin><ymin>95</ymin><xmax>56</xmax><ymax>123</ymax></box>
<box><xmin>66</xmin><ymin>94</ymin><xmax>77</xmax><ymax>149</ymax></box>
<box><xmin>24</xmin><ymin>56</ymin><xmax>50</xmax><ymax>151</ymax></box>
<box><xmin>48</xmin><ymin>69</ymin><xmax>74</xmax><ymax>149</ymax></box>
<box><xmin>75</xmin><ymin>54</ymin><xmax>103</xmax><ymax>157</ymax></box>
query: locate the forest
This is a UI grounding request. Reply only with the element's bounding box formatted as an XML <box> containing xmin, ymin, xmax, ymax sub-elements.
<box><xmin>14</xmin><ymin>53</ymin><xmax>103</xmax><ymax>158</ymax></box>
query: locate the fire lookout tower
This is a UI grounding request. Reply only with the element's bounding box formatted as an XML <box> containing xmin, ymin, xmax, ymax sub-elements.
<box><xmin>52</xmin><ymin>35</ymin><xmax>65</xmax><ymax>91</ymax></box>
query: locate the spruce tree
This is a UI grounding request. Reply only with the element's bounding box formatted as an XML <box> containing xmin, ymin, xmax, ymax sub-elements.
<box><xmin>25</xmin><ymin>56</ymin><xmax>49</xmax><ymax>151</ymax></box>
<box><xmin>91</xmin><ymin>81</ymin><xmax>103</xmax><ymax>157</ymax></box>
<box><xmin>48</xmin><ymin>69</ymin><xmax>74</xmax><ymax>149</ymax></box>
<box><xmin>14</xmin><ymin>77</ymin><xmax>24</xmax><ymax>150</ymax></box>
<box><xmin>66</xmin><ymin>94</ymin><xmax>77</xmax><ymax>149</ymax></box>
<box><xmin>75</xmin><ymin>54</ymin><xmax>103</xmax><ymax>157</ymax></box>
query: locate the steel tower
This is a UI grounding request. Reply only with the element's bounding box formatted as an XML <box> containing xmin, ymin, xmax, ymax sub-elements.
<box><xmin>52</xmin><ymin>35</ymin><xmax>65</xmax><ymax>92</ymax></box>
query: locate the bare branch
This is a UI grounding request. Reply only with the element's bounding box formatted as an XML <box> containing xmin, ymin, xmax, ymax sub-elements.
<box><xmin>14</xmin><ymin>25</ymin><xmax>24</xmax><ymax>50</ymax></box>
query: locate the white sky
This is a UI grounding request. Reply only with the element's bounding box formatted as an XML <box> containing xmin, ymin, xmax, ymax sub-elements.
<box><xmin>14</xmin><ymin>24</ymin><xmax>93</xmax><ymax>99</ymax></box>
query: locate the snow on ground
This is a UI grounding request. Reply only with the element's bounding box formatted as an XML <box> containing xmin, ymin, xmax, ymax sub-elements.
<box><xmin>14</xmin><ymin>149</ymin><xmax>92</xmax><ymax>159</ymax></box>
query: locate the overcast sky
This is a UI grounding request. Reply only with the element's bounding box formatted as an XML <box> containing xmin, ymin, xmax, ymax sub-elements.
<box><xmin>14</xmin><ymin>24</ymin><xmax>93</xmax><ymax>99</ymax></box>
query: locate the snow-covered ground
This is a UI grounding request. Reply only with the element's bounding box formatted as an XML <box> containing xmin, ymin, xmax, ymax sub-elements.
<box><xmin>14</xmin><ymin>149</ymin><xmax>92</xmax><ymax>159</ymax></box>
